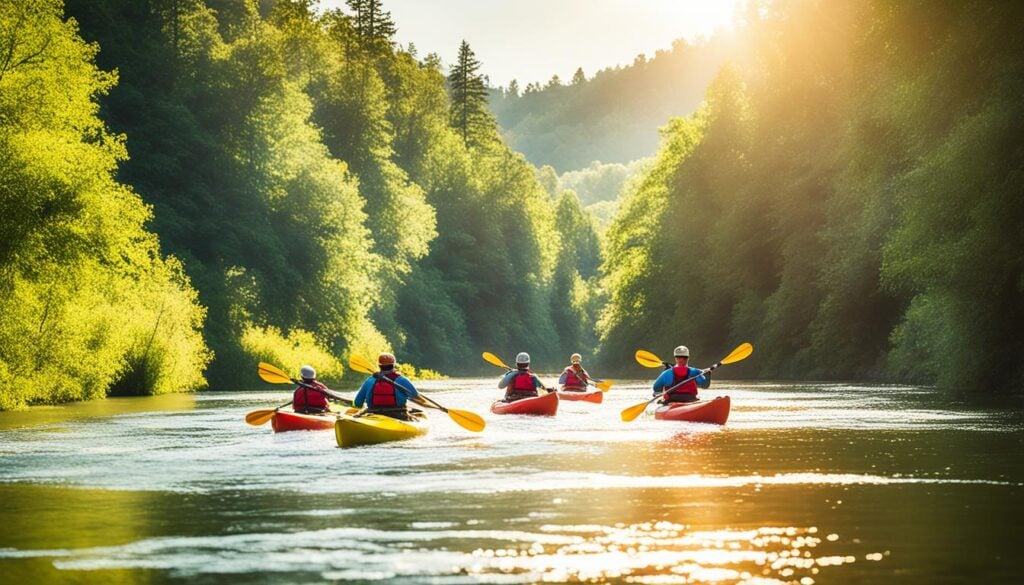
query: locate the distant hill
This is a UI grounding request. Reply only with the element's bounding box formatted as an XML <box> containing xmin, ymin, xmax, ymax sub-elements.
<box><xmin>489</xmin><ymin>36</ymin><xmax>735</xmax><ymax>173</ymax></box>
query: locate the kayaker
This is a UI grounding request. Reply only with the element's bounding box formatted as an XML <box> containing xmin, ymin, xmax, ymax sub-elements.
<box><xmin>354</xmin><ymin>352</ymin><xmax>420</xmax><ymax>420</ymax></box>
<box><xmin>498</xmin><ymin>352</ymin><xmax>550</xmax><ymax>401</ymax></box>
<box><xmin>558</xmin><ymin>353</ymin><xmax>590</xmax><ymax>392</ymax></box>
<box><xmin>292</xmin><ymin>365</ymin><xmax>331</xmax><ymax>414</ymax></box>
<box><xmin>652</xmin><ymin>346</ymin><xmax>711</xmax><ymax>403</ymax></box>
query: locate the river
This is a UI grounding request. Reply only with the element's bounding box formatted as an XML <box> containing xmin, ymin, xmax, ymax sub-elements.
<box><xmin>0</xmin><ymin>379</ymin><xmax>1021</xmax><ymax>584</ymax></box>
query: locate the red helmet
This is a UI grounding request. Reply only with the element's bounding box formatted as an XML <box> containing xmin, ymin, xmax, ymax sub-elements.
<box><xmin>378</xmin><ymin>352</ymin><xmax>396</xmax><ymax>366</ymax></box>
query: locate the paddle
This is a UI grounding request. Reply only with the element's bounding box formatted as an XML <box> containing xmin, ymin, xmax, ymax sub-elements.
<box><xmin>481</xmin><ymin>352</ymin><xmax>612</xmax><ymax>391</ymax></box>
<box><xmin>245</xmin><ymin>362</ymin><xmax>354</xmax><ymax>426</ymax></box>
<box><xmin>348</xmin><ymin>354</ymin><xmax>485</xmax><ymax>432</ymax></box>
<box><xmin>635</xmin><ymin>349</ymin><xmax>670</xmax><ymax>369</ymax></box>
<box><xmin>245</xmin><ymin>401</ymin><xmax>293</xmax><ymax>426</ymax></box>
<box><xmin>481</xmin><ymin>352</ymin><xmax>553</xmax><ymax>392</ymax></box>
<box><xmin>620</xmin><ymin>343</ymin><xmax>754</xmax><ymax>423</ymax></box>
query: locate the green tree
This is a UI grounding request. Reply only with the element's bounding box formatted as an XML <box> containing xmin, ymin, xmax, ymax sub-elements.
<box><xmin>536</xmin><ymin>165</ymin><xmax>559</xmax><ymax>197</ymax></box>
<box><xmin>345</xmin><ymin>0</ymin><xmax>396</xmax><ymax>56</ymax></box>
<box><xmin>549</xmin><ymin>192</ymin><xmax>603</xmax><ymax>358</ymax></box>
<box><xmin>0</xmin><ymin>0</ymin><xmax>209</xmax><ymax>408</ymax></box>
<box><xmin>448</xmin><ymin>40</ymin><xmax>493</xmax><ymax>147</ymax></box>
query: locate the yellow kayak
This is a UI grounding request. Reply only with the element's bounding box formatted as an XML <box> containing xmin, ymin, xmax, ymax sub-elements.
<box><xmin>334</xmin><ymin>410</ymin><xmax>429</xmax><ymax>448</ymax></box>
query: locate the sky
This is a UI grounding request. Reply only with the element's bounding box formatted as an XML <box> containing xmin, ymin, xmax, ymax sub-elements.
<box><xmin>318</xmin><ymin>0</ymin><xmax>739</xmax><ymax>87</ymax></box>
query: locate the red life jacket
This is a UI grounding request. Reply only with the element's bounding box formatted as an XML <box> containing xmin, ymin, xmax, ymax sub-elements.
<box><xmin>370</xmin><ymin>371</ymin><xmax>401</xmax><ymax>407</ymax></box>
<box><xmin>562</xmin><ymin>366</ymin><xmax>587</xmax><ymax>389</ymax></box>
<box><xmin>293</xmin><ymin>380</ymin><xmax>329</xmax><ymax>412</ymax></box>
<box><xmin>506</xmin><ymin>370</ymin><xmax>538</xmax><ymax>399</ymax></box>
<box><xmin>667</xmin><ymin>365</ymin><xmax>698</xmax><ymax>396</ymax></box>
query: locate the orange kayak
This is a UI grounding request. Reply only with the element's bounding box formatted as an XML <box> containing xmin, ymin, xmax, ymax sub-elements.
<box><xmin>557</xmin><ymin>389</ymin><xmax>603</xmax><ymax>403</ymax></box>
<box><xmin>491</xmin><ymin>391</ymin><xmax>559</xmax><ymax>416</ymax></box>
<box><xmin>653</xmin><ymin>396</ymin><xmax>730</xmax><ymax>425</ymax></box>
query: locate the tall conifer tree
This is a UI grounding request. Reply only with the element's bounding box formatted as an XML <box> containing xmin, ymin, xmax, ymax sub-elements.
<box><xmin>447</xmin><ymin>40</ymin><xmax>491</xmax><ymax>146</ymax></box>
<box><xmin>345</xmin><ymin>0</ymin><xmax>395</xmax><ymax>56</ymax></box>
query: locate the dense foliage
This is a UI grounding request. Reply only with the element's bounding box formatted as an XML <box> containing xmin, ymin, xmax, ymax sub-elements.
<box><xmin>0</xmin><ymin>0</ymin><xmax>599</xmax><ymax>406</ymax></box>
<box><xmin>0</xmin><ymin>0</ymin><xmax>210</xmax><ymax>409</ymax></box>
<box><xmin>4</xmin><ymin>0</ymin><xmax>1020</xmax><ymax>407</ymax></box>
<box><xmin>490</xmin><ymin>36</ymin><xmax>735</xmax><ymax>172</ymax></box>
<box><xmin>599</xmin><ymin>0</ymin><xmax>1024</xmax><ymax>394</ymax></box>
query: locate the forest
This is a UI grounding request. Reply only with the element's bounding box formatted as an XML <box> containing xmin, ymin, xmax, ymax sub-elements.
<box><xmin>1</xmin><ymin>0</ymin><xmax>1021</xmax><ymax>410</ymax></box>
<box><xmin>489</xmin><ymin>35</ymin><xmax>735</xmax><ymax>173</ymax></box>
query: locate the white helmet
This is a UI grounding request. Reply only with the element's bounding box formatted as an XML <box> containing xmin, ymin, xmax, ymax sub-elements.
<box><xmin>300</xmin><ymin>365</ymin><xmax>316</xmax><ymax>380</ymax></box>
<box><xmin>570</xmin><ymin>353</ymin><xmax>582</xmax><ymax>364</ymax></box>
<box><xmin>673</xmin><ymin>346</ymin><xmax>690</xmax><ymax>357</ymax></box>
<box><xmin>515</xmin><ymin>352</ymin><xmax>530</xmax><ymax>365</ymax></box>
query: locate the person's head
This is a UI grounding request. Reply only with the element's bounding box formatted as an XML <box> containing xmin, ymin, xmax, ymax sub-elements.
<box><xmin>673</xmin><ymin>345</ymin><xmax>690</xmax><ymax>365</ymax></box>
<box><xmin>378</xmin><ymin>352</ymin><xmax>396</xmax><ymax>371</ymax></box>
<box><xmin>300</xmin><ymin>365</ymin><xmax>316</xmax><ymax>381</ymax></box>
<box><xmin>516</xmin><ymin>352</ymin><xmax>530</xmax><ymax>370</ymax></box>
<box><xmin>570</xmin><ymin>353</ymin><xmax>582</xmax><ymax>365</ymax></box>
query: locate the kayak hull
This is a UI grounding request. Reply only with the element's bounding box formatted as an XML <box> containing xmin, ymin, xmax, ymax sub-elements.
<box><xmin>271</xmin><ymin>410</ymin><xmax>337</xmax><ymax>432</ymax></box>
<box><xmin>334</xmin><ymin>411</ymin><xmax>429</xmax><ymax>448</ymax></box>
<box><xmin>491</xmin><ymin>391</ymin><xmax>559</xmax><ymax>416</ymax></box>
<box><xmin>557</xmin><ymin>389</ymin><xmax>603</xmax><ymax>403</ymax></box>
<box><xmin>653</xmin><ymin>396</ymin><xmax>730</xmax><ymax>425</ymax></box>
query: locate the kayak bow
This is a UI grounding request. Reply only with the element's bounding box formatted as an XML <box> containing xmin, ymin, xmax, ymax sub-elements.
<box><xmin>490</xmin><ymin>392</ymin><xmax>559</xmax><ymax>416</ymax></box>
<box><xmin>334</xmin><ymin>411</ymin><xmax>430</xmax><ymax>448</ymax></box>
<box><xmin>556</xmin><ymin>389</ymin><xmax>603</xmax><ymax>404</ymax></box>
<box><xmin>653</xmin><ymin>396</ymin><xmax>731</xmax><ymax>425</ymax></box>
<box><xmin>271</xmin><ymin>409</ymin><xmax>354</xmax><ymax>432</ymax></box>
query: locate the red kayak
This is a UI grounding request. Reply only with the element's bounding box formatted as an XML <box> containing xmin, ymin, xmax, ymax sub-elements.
<box><xmin>271</xmin><ymin>410</ymin><xmax>339</xmax><ymax>432</ymax></box>
<box><xmin>491</xmin><ymin>391</ymin><xmax>559</xmax><ymax>416</ymax></box>
<box><xmin>653</xmin><ymin>396</ymin><xmax>731</xmax><ymax>425</ymax></box>
<box><xmin>557</xmin><ymin>388</ymin><xmax>603</xmax><ymax>403</ymax></box>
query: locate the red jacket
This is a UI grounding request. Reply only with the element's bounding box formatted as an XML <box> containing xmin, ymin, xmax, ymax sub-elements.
<box><xmin>370</xmin><ymin>371</ymin><xmax>401</xmax><ymax>407</ymax></box>
<box><xmin>293</xmin><ymin>380</ymin><xmax>329</xmax><ymax>412</ymax></box>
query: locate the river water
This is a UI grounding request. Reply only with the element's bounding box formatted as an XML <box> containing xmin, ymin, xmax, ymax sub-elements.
<box><xmin>0</xmin><ymin>379</ymin><xmax>1021</xmax><ymax>584</ymax></box>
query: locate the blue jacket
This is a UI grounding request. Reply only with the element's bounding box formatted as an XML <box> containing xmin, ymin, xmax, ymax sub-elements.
<box><xmin>653</xmin><ymin>366</ymin><xmax>710</xmax><ymax>395</ymax></box>
<box><xmin>354</xmin><ymin>373</ymin><xmax>418</xmax><ymax>407</ymax></box>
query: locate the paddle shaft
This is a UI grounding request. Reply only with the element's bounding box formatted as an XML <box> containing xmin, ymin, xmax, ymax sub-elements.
<box><xmin>271</xmin><ymin>400</ymin><xmax>294</xmax><ymax>413</ymax></box>
<box><xmin>350</xmin><ymin>356</ymin><xmax>451</xmax><ymax>414</ymax></box>
<box><xmin>571</xmin><ymin>366</ymin><xmax>608</xmax><ymax>388</ymax></box>
<box><xmin>370</xmin><ymin>373</ymin><xmax>463</xmax><ymax>416</ymax></box>
<box><xmin>293</xmin><ymin>379</ymin><xmax>353</xmax><ymax>406</ymax></box>
<box><xmin>649</xmin><ymin>360</ymin><xmax>722</xmax><ymax>403</ymax></box>
<box><xmin>369</xmin><ymin>371</ymin><xmax>424</xmax><ymax>403</ymax></box>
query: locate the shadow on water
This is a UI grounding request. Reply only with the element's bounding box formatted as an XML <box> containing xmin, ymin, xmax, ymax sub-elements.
<box><xmin>0</xmin><ymin>393</ymin><xmax>197</xmax><ymax>431</ymax></box>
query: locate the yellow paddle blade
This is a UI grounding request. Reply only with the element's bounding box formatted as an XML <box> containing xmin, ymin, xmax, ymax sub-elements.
<box><xmin>446</xmin><ymin>408</ymin><xmax>486</xmax><ymax>432</ymax></box>
<box><xmin>482</xmin><ymin>352</ymin><xmax>511</xmax><ymax>370</ymax></box>
<box><xmin>634</xmin><ymin>350</ymin><xmax>664</xmax><ymax>368</ymax></box>
<box><xmin>721</xmin><ymin>342</ymin><xmax>754</xmax><ymax>365</ymax></box>
<box><xmin>258</xmin><ymin>362</ymin><xmax>294</xmax><ymax>384</ymax></box>
<box><xmin>349</xmin><ymin>354</ymin><xmax>376</xmax><ymax>375</ymax></box>
<box><xmin>595</xmin><ymin>379</ymin><xmax>614</xmax><ymax>392</ymax></box>
<box><xmin>245</xmin><ymin>409</ymin><xmax>276</xmax><ymax>426</ymax></box>
<box><xmin>620</xmin><ymin>400</ymin><xmax>651</xmax><ymax>422</ymax></box>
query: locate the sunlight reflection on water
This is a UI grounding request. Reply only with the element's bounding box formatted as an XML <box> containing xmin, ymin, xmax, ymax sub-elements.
<box><xmin>2</xmin><ymin>522</ymin><xmax>890</xmax><ymax>584</ymax></box>
<box><xmin>0</xmin><ymin>380</ymin><xmax>1020</xmax><ymax>583</ymax></box>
